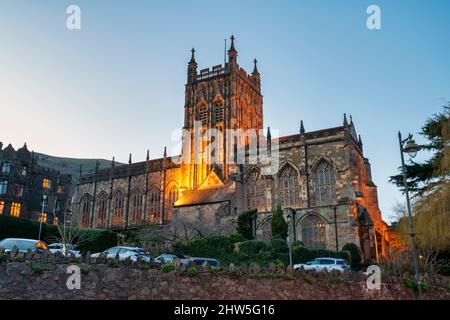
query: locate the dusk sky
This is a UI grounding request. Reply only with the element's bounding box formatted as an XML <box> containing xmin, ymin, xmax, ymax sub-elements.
<box><xmin>1</xmin><ymin>0</ymin><xmax>449</xmax><ymax>222</ymax></box>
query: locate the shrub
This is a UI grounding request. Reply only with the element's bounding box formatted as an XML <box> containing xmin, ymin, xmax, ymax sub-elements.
<box><xmin>271</xmin><ymin>207</ymin><xmax>288</xmax><ymax>240</ymax></box>
<box><xmin>139</xmin><ymin>263</ymin><xmax>151</xmax><ymax>271</ymax></box>
<box><xmin>271</xmin><ymin>238</ymin><xmax>289</xmax><ymax>254</ymax></box>
<box><xmin>342</xmin><ymin>243</ymin><xmax>361</xmax><ymax>269</ymax></box>
<box><xmin>275</xmin><ymin>259</ymin><xmax>285</xmax><ymax>269</ymax></box>
<box><xmin>235</xmin><ymin>240</ymin><xmax>268</xmax><ymax>255</ymax></box>
<box><xmin>161</xmin><ymin>263</ymin><xmax>175</xmax><ymax>272</ymax></box>
<box><xmin>403</xmin><ymin>277</ymin><xmax>428</xmax><ymax>293</ymax></box>
<box><xmin>210</xmin><ymin>266</ymin><xmax>220</xmax><ymax>276</ymax></box>
<box><xmin>292</xmin><ymin>245</ymin><xmax>315</xmax><ymax>264</ymax></box>
<box><xmin>230</xmin><ymin>268</ymin><xmax>243</xmax><ymax>278</ymax></box>
<box><xmin>0</xmin><ymin>253</ymin><xmax>4</xmax><ymax>262</ymax></box>
<box><xmin>30</xmin><ymin>265</ymin><xmax>43</xmax><ymax>275</ymax></box>
<box><xmin>237</xmin><ymin>210</ymin><xmax>257</xmax><ymax>240</ymax></box>
<box><xmin>186</xmin><ymin>267</ymin><xmax>199</xmax><ymax>277</ymax></box>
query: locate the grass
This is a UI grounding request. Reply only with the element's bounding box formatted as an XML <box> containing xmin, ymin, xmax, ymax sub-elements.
<box><xmin>30</xmin><ymin>265</ymin><xmax>43</xmax><ymax>275</ymax></box>
<box><xmin>139</xmin><ymin>263</ymin><xmax>151</xmax><ymax>271</ymax></box>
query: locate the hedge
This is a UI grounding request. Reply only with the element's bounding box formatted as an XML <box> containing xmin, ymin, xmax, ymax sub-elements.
<box><xmin>342</xmin><ymin>243</ymin><xmax>362</xmax><ymax>269</ymax></box>
<box><xmin>0</xmin><ymin>215</ymin><xmax>117</xmax><ymax>253</ymax></box>
<box><xmin>174</xmin><ymin>234</ymin><xmax>352</xmax><ymax>267</ymax></box>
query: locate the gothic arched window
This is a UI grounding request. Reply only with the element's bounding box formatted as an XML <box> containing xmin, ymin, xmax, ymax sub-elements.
<box><xmin>312</xmin><ymin>160</ymin><xmax>336</xmax><ymax>206</ymax></box>
<box><xmin>96</xmin><ymin>193</ymin><xmax>108</xmax><ymax>228</ymax></box>
<box><xmin>245</xmin><ymin>170</ymin><xmax>266</xmax><ymax>210</ymax></box>
<box><xmin>80</xmin><ymin>195</ymin><xmax>91</xmax><ymax>227</ymax></box>
<box><xmin>301</xmin><ymin>214</ymin><xmax>326</xmax><ymax>249</ymax></box>
<box><xmin>198</xmin><ymin>105</ymin><xmax>207</xmax><ymax>126</ymax></box>
<box><xmin>256</xmin><ymin>219</ymin><xmax>272</xmax><ymax>243</ymax></box>
<box><xmin>278</xmin><ymin>165</ymin><xmax>300</xmax><ymax>208</ymax></box>
<box><xmin>149</xmin><ymin>186</ymin><xmax>160</xmax><ymax>222</ymax></box>
<box><xmin>111</xmin><ymin>191</ymin><xmax>125</xmax><ymax>227</ymax></box>
<box><xmin>129</xmin><ymin>190</ymin><xmax>143</xmax><ymax>225</ymax></box>
<box><xmin>1</xmin><ymin>162</ymin><xmax>11</xmax><ymax>174</ymax></box>
<box><xmin>165</xmin><ymin>184</ymin><xmax>179</xmax><ymax>222</ymax></box>
<box><xmin>215</xmin><ymin>103</ymin><xmax>224</xmax><ymax>123</ymax></box>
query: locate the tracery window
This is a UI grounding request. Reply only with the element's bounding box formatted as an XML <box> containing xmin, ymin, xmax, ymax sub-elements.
<box><xmin>312</xmin><ymin>160</ymin><xmax>336</xmax><ymax>206</ymax></box>
<box><xmin>80</xmin><ymin>195</ymin><xmax>91</xmax><ymax>227</ymax></box>
<box><xmin>111</xmin><ymin>191</ymin><xmax>125</xmax><ymax>227</ymax></box>
<box><xmin>278</xmin><ymin>165</ymin><xmax>300</xmax><ymax>208</ymax></box>
<box><xmin>149</xmin><ymin>186</ymin><xmax>160</xmax><ymax>222</ymax></box>
<box><xmin>245</xmin><ymin>170</ymin><xmax>266</xmax><ymax>210</ymax></box>
<box><xmin>301</xmin><ymin>214</ymin><xmax>326</xmax><ymax>249</ymax></box>
<box><xmin>215</xmin><ymin>103</ymin><xmax>224</xmax><ymax>123</ymax></box>
<box><xmin>96</xmin><ymin>193</ymin><xmax>108</xmax><ymax>228</ymax></box>
<box><xmin>165</xmin><ymin>184</ymin><xmax>179</xmax><ymax>221</ymax></box>
<box><xmin>129</xmin><ymin>190</ymin><xmax>143</xmax><ymax>225</ymax></box>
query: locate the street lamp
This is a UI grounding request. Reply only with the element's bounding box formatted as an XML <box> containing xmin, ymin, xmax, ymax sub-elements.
<box><xmin>398</xmin><ymin>131</ymin><xmax>423</xmax><ymax>297</ymax></box>
<box><xmin>283</xmin><ymin>208</ymin><xmax>294</xmax><ymax>267</ymax></box>
<box><xmin>38</xmin><ymin>193</ymin><xmax>47</xmax><ymax>241</ymax></box>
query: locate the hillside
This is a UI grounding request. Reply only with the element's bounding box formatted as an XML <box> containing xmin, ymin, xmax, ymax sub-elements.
<box><xmin>35</xmin><ymin>153</ymin><xmax>119</xmax><ymax>195</ymax></box>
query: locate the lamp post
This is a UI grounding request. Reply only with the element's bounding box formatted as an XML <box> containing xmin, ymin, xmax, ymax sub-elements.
<box><xmin>38</xmin><ymin>194</ymin><xmax>47</xmax><ymax>241</ymax></box>
<box><xmin>333</xmin><ymin>206</ymin><xmax>339</xmax><ymax>252</ymax></box>
<box><xmin>398</xmin><ymin>131</ymin><xmax>423</xmax><ymax>297</ymax></box>
<box><xmin>284</xmin><ymin>208</ymin><xmax>294</xmax><ymax>266</ymax></box>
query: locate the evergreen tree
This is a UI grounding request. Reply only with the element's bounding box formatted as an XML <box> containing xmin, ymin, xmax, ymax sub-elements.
<box><xmin>271</xmin><ymin>206</ymin><xmax>288</xmax><ymax>240</ymax></box>
<box><xmin>237</xmin><ymin>210</ymin><xmax>257</xmax><ymax>240</ymax></box>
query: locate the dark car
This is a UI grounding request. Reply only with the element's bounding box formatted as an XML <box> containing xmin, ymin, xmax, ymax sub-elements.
<box><xmin>190</xmin><ymin>257</ymin><xmax>220</xmax><ymax>267</ymax></box>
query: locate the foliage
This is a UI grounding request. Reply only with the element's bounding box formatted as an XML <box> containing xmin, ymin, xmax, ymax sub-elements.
<box><xmin>0</xmin><ymin>253</ymin><xmax>4</xmax><ymax>262</ymax></box>
<box><xmin>210</xmin><ymin>266</ymin><xmax>221</xmax><ymax>276</ymax></box>
<box><xmin>390</xmin><ymin>104</ymin><xmax>449</xmax><ymax>195</ymax></box>
<box><xmin>271</xmin><ymin>239</ymin><xmax>289</xmax><ymax>254</ymax></box>
<box><xmin>271</xmin><ymin>207</ymin><xmax>288</xmax><ymax>240</ymax></box>
<box><xmin>403</xmin><ymin>277</ymin><xmax>428</xmax><ymax>293</ymax></box>
<box><xmin>341</xmin><ymin>243</ymin><xmax>361</xmax><ymax>269</ymax></box>
<box><xmin>30</xmin><ymin>265</ymin><xmax>43</xmax><ymax>275</ymax></box>
<box><xmin>186</xmin><ymin>267</ymin><xmax>199</xmax><ymax>277</ymax></box>
<box><xmin>139</xmin><ymin>263</ymin><xmax>151</xmax><ymax>271</ymax></box>
<box><xmin>236</xmin><ymin>210</ymin><xmax>257</xmax><ymax>240</ymax></box>
<box><xmin>175</xmin><ymin>233</ymin><xmax>350</xmax><ymax>267</ymax></box>
<box><xmin>161</xmin><ymin>263</ymin><xmax>175</xmax><ymax>272</ymax></box>
<box><xmin>380</xmin><ymin>249</ymin><xmax>440</xmax><ymax>277</ymax></box>
<box><xmin>392</xmin><ymin>106</ymin><xmax>450</xmax><ymax>251</ymax></box>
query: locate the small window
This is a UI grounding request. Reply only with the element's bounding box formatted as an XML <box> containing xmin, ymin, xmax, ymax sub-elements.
<box><xmin>21</xmin><ymin>166</ymin><xmax>28</xmax><ymax>176</ymax></box>
<box><xmin>42</xmin><ymin>179</ymin><xmax>52</xmax><ymax>189</ymax></box>
<box><xmin>56</xmin><ymin>185</ymin><xmax>63</xmax><ymax>193</ymax></box>
<box><xmin>13</xmin><ymin>184</ymin><xmax>24</xmax><ymax>198</ymax></box>
<box><xmin>2</xmin><ymin>163</ymin><xmax>11</xmax><ymax>174</ymax></box>
<box><xmin>10</xmin><ymin>202</ymin><xmax>21</xmax><ymax>217</ymax></box>
<box><xmin>53</xmin><ymin>216</ymin><xmax>59</xmax><ymax>225</ymax></box>
<box><xmin>0</xmin><ymin>181</ymin><xmax>7</xmax><ymax>195</ymax></box>
<box><xmin>0</xmin><ymin>200</ymin><xmax>4</xmax><ymax>214</ymax></box>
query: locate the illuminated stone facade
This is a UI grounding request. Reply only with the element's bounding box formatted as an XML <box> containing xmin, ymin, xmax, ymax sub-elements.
<box><xmin>74</xmin><ymin>37</ymin><xmax>393</xmax><ymax>262</ymax></box>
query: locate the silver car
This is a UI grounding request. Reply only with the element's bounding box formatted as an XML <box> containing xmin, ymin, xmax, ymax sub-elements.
<box><xmin>0</xmin><ymin>238</ymin><xmax>49</xmax><ymax>253</ymax></box>
<box><xmin>91</xmin><ymin>246</ymin><xmax>151</xmax><ymax>263</ymax></box>
<box><xmin>294</xmin><ymin>257</ymin><xmax>350</xmax><ymax>272</ymax></box>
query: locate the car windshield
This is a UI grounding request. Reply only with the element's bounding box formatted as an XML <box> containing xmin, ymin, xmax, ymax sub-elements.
<box><xmin>0</xmin><ymin>239</ymin><xmax>36</xmax><ymax>251</ymax></box>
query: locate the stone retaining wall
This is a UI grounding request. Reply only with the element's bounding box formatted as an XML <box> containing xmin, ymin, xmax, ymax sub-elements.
<box><xmin>0</xmin><ymin>250</ymin><xmax>449</xmax><ymax>300</ymax></box>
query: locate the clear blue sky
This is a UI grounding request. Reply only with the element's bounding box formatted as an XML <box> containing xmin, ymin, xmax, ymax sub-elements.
<box><xmin>1</xmin><ymin>0</ymin><xmax>449</xmax><ymax>222</ymax></box>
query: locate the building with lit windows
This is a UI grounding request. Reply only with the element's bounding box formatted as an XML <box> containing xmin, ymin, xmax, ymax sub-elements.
<box><xmin>73</xmin><ymin>37</ymin><xmax>395</xmax><ymax>262</ymax></box>
<box><xmin>0</xmin><ymin>142</ymin><xmax>72</xmax><ymax>224</ymax></box>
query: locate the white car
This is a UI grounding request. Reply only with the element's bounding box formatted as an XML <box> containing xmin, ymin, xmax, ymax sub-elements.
<box><xmin>90</xmin><ymin>246</ymin><xmax>151</xmax><ymax>263</ymax></box>
<box><xmin>294</xmin><ymin>257</ymin><xmax>350</xmax><ymax>273</ymax></box>
<box><xmin>48</xmin><ymin>243</ymin><xmax>81</xmax><ymax>258</ymax></box>
<box><xmin>154</xmin><ymin>252</ymin><xmax>190</xmax><ymax>265</ymax></box>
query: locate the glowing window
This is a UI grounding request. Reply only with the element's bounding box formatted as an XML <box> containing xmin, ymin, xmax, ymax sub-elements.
<box><xmin>10</xmin><ymin>202</ymin><xmax>21</xmax><ymax>217</ymax></box>
<box><xmin>54</xmin><ymin>216</ymin><xmax>59</xmax><ymax>225</ymax></box>
<box><xmin>56</xmin><ymin>185</ymin><xmax>63</xmax><ymax>193</ymax></box>
<box><xmin>42</xmin><ymin>179</ymin><xmax>52</xmax><ymax>189</ymax></box>
<box><xmin>0</xmin><ymin>201</ymin><xmax>4</xmax><ymax>214</ymax></box>
<box><xmin>38</xmin><ymin>212</ymin><xmax>47</xmax><ymax>223</ymax></box>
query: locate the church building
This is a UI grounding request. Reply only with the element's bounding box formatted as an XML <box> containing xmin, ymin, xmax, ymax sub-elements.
<box><xmin>74</xmin><ymin>36</ymin><xmax>393</xmax><ymax>262</ymax></box>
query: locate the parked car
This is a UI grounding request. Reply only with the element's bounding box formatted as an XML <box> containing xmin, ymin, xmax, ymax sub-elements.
<box><xmin>0</xmin><ymin>238</ymin><xmax>49</xmax><ymax>253</ymax></box>
<box><xmin>154</xmin><ymin>252</ymin><xmax>190</xmax><ymax>265</ymax></box>
<box><xmin>190</xmin><ymin>257</ymin><xmax>220</xmax><ymax>267</ymax></box>
<box><xmin>293</xmin><ymin>257</ymin><xmax>350</xmax><ymax>273</ymax></box>
<box><xmin>91</xmin><ymin>246</ymin><xmax>151</xmax><ymax>263</ymax></box>
<box><xmin>48</xmin><ymin>243</ymin><xmax>81</xmax><ymax>258</ymax></box>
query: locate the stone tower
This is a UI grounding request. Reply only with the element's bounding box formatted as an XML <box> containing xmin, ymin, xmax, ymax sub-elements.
<box><xmin>181</xmin><ymin>36</ymin><xmax>263</xmax><ymax>190</ymax></box>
